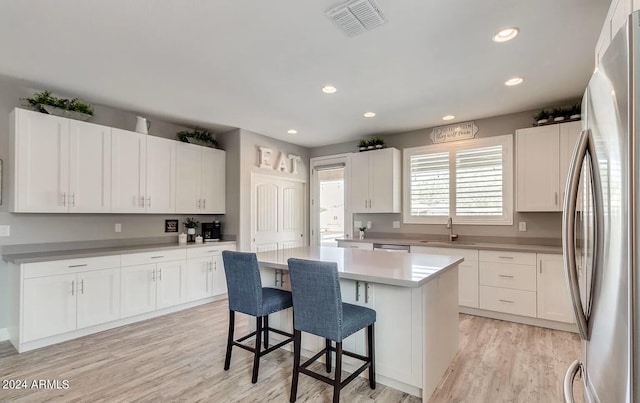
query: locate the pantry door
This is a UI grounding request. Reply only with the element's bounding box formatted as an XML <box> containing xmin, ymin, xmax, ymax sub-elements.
<box><xmin>251</xmin><ymin>174</ymin><xmax>306</xmax><ymax>252</ymax></box>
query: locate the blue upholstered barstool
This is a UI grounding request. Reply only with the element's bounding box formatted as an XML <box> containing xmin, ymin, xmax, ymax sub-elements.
<box><xmin>221</xmin><ymin>250</ymin><xmax>294</xmax><ymax>383</ymax></box>
<box><xmin>287</xmin><ymin>258</ymin><xmax>376</xmax><ymax>403</ymax></box>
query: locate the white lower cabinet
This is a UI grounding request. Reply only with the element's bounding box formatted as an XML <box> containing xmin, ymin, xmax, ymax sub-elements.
<box><xmin>537</xmin><ymin>254</ymin><xmax>574</xmax><ymax>323</ymax></box>
<box><xmin>22</xmin><ymin>265</ymin><xmax>121</xmax><ymax>342</ymax></box>
<box><xmin>411</xmin><ymin>246</ymin><xmax>479</xmax><ymax>308</ymax></box>
<box><xmin>120</xmin><ymin>259</ymin><xmax>187</xmax><ymax>317</ymax></box>
<box><xmin>185</xmin><ymin>244</ymin><xmax>237</xmax><ymax>301</ymax></box>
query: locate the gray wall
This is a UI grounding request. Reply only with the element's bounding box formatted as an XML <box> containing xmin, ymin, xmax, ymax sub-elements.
<box><xmin>311</xmin><ymin>108</ymin><xmax>575</xmax><ymax>240</ymax></box>
<box><xmin>0</xmin><ymin>77</ymin><xmax>225</xmax><ymax>330</ymax></box>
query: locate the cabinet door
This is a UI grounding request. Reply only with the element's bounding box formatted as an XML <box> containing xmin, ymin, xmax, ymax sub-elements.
<box><xmin>537</xmin><ymin>254</ymin><xmax>574</xmax><ymax>323</ymax></box>
<box><xmin>77</xmin><ymin>268</ymin><xmax>121</xmax><ymax>329</ymax></box>
<box><xmin>185</xmin><ymin>257</ymin><xmax>212</xmax><ymax>302</ymax></box>
<box><xmin>111</xmin><ymin>128</ymin><xmax>146</xmax><ymax>213</ymax></box>
<box><xmin>145</xmin><ymin>136</ymin><xmax>176</xmax><ymax>213</ymax></box>
<box><xmin>559</xmin><ymin>121</ymin><xmax>582</xmax><ymax>206</ymax></box>
<box><xmin>368</xmin><ymin>148</ymin><xmax>400</xmax><ymax>213</ymax></box>
<box><xmin>175</xmin><ymin>142</ymin><xmax>202</xmax><ymax>214</ymax></box>
<box><xmin>68</xmin><ymin>121</ymin><xmax>111</xmax><ymax>213</ymax></box>
<box><xmin>156</xmin><ymin>260</ymin><xmax>187</xmax><ymax>309</ymax></box>
<box><xmin>211</xmin><ymin>253</ymin><xmax>227</xmax><ymax>296</ymax></box>
<box><xmin>120</xmin><ymin>264</ymin><xmax>156</xmax><ymax>318</ymax></box>
<box><xmin>201</xmin><ymin>148</ymin><xmax>226</xmax><ymax>214</ymax></box>
<box><xmin>13</xmin><ymin>109</ymin><xmax>69</xmax><ymax>212</ymax></box>
<box><xmin>350</xmin><ymin>152</ymin><xmax>370</xmax><ymax>213</ymax></box>
<box><xmin>516</xmin><ymin>126</ymin><xmax>560</xmax><ymax>211</ymax></box>
<box><xmin>23</xmin><ymin>273</ymin><xmax>77</xmax><ymax>342</ymax></box>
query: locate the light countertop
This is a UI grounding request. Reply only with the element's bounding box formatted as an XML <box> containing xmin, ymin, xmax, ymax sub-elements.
<box><xmin>255</xmin><ymin>246</ymin><xmax>463</xmax><ymax>288</ymax></box>
<box><xmin>3</xmin><ymin>240</ymin><xmax>237</xmax><ymax>264</ymax></box>
<box><xmin>336</xmin><ymin>237</ymin><xmax>563</xmax><ymax>254</ymax></box>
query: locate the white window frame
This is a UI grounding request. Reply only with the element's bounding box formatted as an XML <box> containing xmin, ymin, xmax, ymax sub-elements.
<box><xmin>403</xmin><ymin>134</ymin><xmax>513</xmax><ymax>225</ymax></box>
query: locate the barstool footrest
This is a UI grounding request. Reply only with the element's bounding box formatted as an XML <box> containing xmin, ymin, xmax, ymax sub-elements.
<box><xmin>298</xmin><ymin>345</ymin><xmax>371</xmax><ymax>388</ymax></box>
<box><xmin>232</xmin><ymin>328</ymin><xmax>294</xmax><ymax>355</ymax></box>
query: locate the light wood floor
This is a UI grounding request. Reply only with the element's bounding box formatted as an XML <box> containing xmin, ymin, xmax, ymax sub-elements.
<box><xmin>0</xmin><ymin>299</ymin><xmax>580</xmax><ymax>402</ymax></box>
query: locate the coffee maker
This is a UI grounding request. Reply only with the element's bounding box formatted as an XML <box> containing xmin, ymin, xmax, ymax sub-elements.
<box><xmin>202</xmin><ymin>221</ymin><xmax>222</xmax><ymax>242</ymax></box>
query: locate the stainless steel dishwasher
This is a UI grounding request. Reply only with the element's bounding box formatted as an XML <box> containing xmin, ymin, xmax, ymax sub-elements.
<box><xmin>372</xmin><ymin>243</ymin><xmax>410</xmax><ymax>253</ymax></box>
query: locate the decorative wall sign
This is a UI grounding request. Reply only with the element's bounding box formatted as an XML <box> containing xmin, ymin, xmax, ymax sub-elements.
<box><xmin>258</xmin><ymin>146</ymin><xmax>302</xmax><ymax>174</ymax></box>
<box><xmin>430</xmin><ymin>121</ymin><xmax>478</xmax><ymax>144</ymax></box>
<box><xmin>164</xmin><ymin>219</ymin><xmax>179</xmax><ymax>233</ymax></box>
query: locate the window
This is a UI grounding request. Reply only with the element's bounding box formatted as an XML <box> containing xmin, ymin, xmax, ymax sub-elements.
<box><xmin>403</xmin><ymin>134</ymin><xmax>513</xmax><ymax>225</ymax></box>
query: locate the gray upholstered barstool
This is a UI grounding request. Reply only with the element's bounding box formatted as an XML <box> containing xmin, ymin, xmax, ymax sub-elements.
<box><xmin>221</xmin><ymin>250</ymin><xmax>294</xmax><ymax>383</ymax></box>
<box><xmin>287</xmin><ymin>258</ymin><xmax>376</xmax><ymax>403</ymax></box>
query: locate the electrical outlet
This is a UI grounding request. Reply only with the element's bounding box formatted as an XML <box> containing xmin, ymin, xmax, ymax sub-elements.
<box><xmin>0</xmin><ymin>225</ymin><xmax>10</xmax><ymax>237</ymax></box>
<box><xmin>392</xmin><ymin>221</ymin><xmax>400</xmax><ymax>229</ymax></box>
<box><xmin>366</xmin><ymin>221</ymin><xmax>372</xmax><ymax>229</ymax></box>
<box><xmin>354</xmin><ymin>221</ymin><xmax>362</xmax><ymax>228</ymax></box>
<box><xmin>518</xmin><ymin>222</ymin><xmax>527</xmax><ymax>232</ymax></box>
<box><xmin>115</xmin><ymin>223</ymin><xmax>122</xmax><ymax>233</ymax></box>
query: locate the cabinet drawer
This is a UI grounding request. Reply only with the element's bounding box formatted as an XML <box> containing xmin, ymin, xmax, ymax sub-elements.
<box><xmin>121</xmin><ymin>249</ymin><xmax>186</xmax><ymax>266</ymax></box>
<box><xmin>337</xmin><ymin>241</ymin><xmax>373</xmax><ymax>250</ymax></box>
<box><xmin>479</xmin><ymin>250</ymin><xmax>536</xmax><ymax>265</ymax></box>
<box><xmin>187</xmin><ymin>246</ymin><xmax>222</xmax><ymax>259</ymax></box>
<box><xmin>411</xmin><ymin>246</ymin><xmax>478</xmax><ymax>262</ymax></box>
<box><xmin>479</xmin><ymin>286</ymin><xmax>536</xmax><ymax>317</ymax></box>
<box><xmin>479</xmin><ymin>262</ymin><xmax>536</xmax><ymax>291</ymax></box>
<box><xmin>23</xmin><ymin>255</ymin><xmax>121</xmax><ymax>279</ymax></box>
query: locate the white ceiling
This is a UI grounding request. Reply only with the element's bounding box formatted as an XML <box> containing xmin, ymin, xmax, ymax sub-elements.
<box><xmin>0</xmin><ymin>1</ymin><xmax>609</xmax><ymax>147</ymax></box>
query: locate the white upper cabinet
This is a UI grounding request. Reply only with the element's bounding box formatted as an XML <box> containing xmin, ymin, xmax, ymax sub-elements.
<box><xmin>176</xmin><ymin>143</ymin><xmax>226</xmax><ymax>214</ymax></box>
<box><xmin>516</xmin><ymin>121</ymin><xmax>581</xmax><ymax>212</ymax></box>
<box><xmin>111</xmin><ymin>128</ymin><xmax>147</xmax><ymax>213</ymax></box>
<box><xmin>12</xmin><ymin>108</ymin><xmax>225</xmax><ymax>214</ymax></box>
<box><xmin>145</xmin><ymin>136</ymin><xmax>176</xmax><ymax>213</ymax></box>
<box><xmin>351</xmin><ymin>148</ymin><xmax>401</xmax><ymax>213</ymax></box>
<box><xmin>12</xmin><ymin>108</ymin><xmax>111</xmax><ymax>213</ymax></box>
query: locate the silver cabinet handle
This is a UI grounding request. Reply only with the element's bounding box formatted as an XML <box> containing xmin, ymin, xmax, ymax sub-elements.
<box><xmin>198</xmin><ymin>199</ymin><xmax>201</xmax><ymax>208</ymax></box>
<box><xmin>539</xmin><ymin>261</ymin><xmax>543</xmax><ymax>274</ymax></box>
<box><xmin>140</xmin><ymin>196</ymin><xmax>145</xmax><ymax>207</ymax></box>
<box><xmin>355</xmin><ymin>281</ymin><xmax>360</xmax><ymax>302</ymax></box>
<box><xmin>498</xmin><ymin>274</ymin><xmax>514</xmax><ymax>278</ymax></box>
<box><xmin>364</xmin><ymin>200</ymin><xmax>367</xmax><ymax>209</ymax></box>
<box><xmin>150</xmin><ymin>256</ymin><xmax>164</xmax><ymax>259</ymax></box>
<box><xmin>71</xmin><ymin>193</ymin><xmax>76</xmax><ymax>206</ymax></box>
<box><xmin>80</xmin><ymin>279</ymin><xmax>84</xmax><ymax>294</ymax></box>
<box><xmin>563</xmin><ymin>128</ymin><xmax>597</xmax><ymax>341</ymax></box>
<box><xmin>152</xmin><ymin>269</ymin><xmax>155</xmax><ymax>282</ymax></box>
<box><xmin>62</xmin><ymin>192</ymin><xmax>67</xmax><ymax>206</ymax></box>
<box><xmin>498</xmin><ymin>256</ymin><xmax>514</xmax><ymax>259</ymax></box>
<box><xmin>71</xmin><ymin>280</ymin><xmax>75</xmax><ymax>296</ymax></box>
<box><xmin>364</xmin><ymin>282</ymin><xmax>369</xmax><ymax>303</ymax></box>
<box><xmin>202</xmin><ymin>199</ymin><xmax>206</xmax><ymax>209</ymax></box>
<box><xmin>68</xmin><ymin>264</ymin><xmax>88</xmax><ymax>268</ymax></box>
<box><xmin>147</xmin><ymin>197</ymin><xmax>151</xmax><ymax>207</ymax></box>
<box><xmin>213</xmin><ymin>261</ymin><xmax>217</xmax><ymax>271</ymax></box>
<box><xmin>555</xmin><ymin>192</ymin><xmax>558</xmax><ymax>206</ymax></box>
<box><xmin>563</xmin><ymin>360</ymin><xmax>581</xmax><ymax>403</ymax></box>
<box><xmin>159</xmin><ymin>268</ymin><xmax>162</xmax><ymax>280</ymax></box>
<box><xmin>498</xmin><ymin>299</ymin><xmax>514</xmax><ymax>303</ymax></box>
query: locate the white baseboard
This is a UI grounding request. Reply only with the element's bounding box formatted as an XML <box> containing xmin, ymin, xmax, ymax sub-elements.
<box><xmin>0</xmin><ymin>328</ymin><xmax>9</xmax><ymax>342</ymax></box>
<box><xmin>459</xmin><ymin>306</ymin><xmax>578</xmax><ymax>333</ymax></box>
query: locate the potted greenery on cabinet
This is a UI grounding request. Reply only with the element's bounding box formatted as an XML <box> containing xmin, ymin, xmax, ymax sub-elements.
<box><xmin>24</xmin><ymin>90</ymin><xmax>94</xmax><ymax>121</ymax></box>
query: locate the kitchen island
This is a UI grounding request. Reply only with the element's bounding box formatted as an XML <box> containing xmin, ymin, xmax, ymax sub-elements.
<box><xmin>255</xmin><ymin>246</ymin><xmax>463</xmax><ymax>402</ymax></box>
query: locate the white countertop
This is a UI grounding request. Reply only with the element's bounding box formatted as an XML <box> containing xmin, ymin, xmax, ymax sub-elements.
<box><xmin>255</xmin><ymin>246</ymin><xmax>463</xmax><ymax>288</ymax></box>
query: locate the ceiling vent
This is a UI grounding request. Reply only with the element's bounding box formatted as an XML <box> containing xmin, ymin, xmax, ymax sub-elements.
<box><xmin>325</xmin><ymin>0</ymin><xmax>386</xmax><ymax>37</ymax></box>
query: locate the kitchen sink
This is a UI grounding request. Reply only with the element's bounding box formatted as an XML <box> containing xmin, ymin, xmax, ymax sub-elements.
<box><xmin>418</xmin><ymin>240</ymin><xmax>476</xmax><ymax>246</ymax></box>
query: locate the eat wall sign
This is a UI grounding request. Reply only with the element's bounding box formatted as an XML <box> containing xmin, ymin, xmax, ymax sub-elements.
<box><xmin>258</xmin><ymin>146</ymin><xmax>302</xmax><ymax>174</ymax></box>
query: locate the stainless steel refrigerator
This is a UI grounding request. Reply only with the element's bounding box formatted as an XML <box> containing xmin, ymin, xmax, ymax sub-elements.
<box><xmin>562</xmin><ymin>10</ymin><xmax>639</xmax><ymax>403</ymax></box>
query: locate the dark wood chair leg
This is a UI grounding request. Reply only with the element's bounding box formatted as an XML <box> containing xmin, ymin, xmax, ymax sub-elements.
<box><xmin>224</xmin><ymin>310</ymin><xmax>235</xmax><ymax>370</ymax></box>
<box><xmin>325</xmin><ymin>338</ymin><xmax>332</xmax><ymax>373</ymax></box>
<box><xmin>332</xmin><ymin>342</ymin><xmax>342</xmax><ymax>403</ymax></box>
<box><xmin>252</xmin><ymin>316</ymin><xmax>263</xmax><ymax>384</ymax></box>
<box><xmin>289</xmin><ymin>330</ymin><xmax>302</xmax><ymax>403</ymax></box>
<box><xmin>264</xmin><ymin>315</ymin><xmax>269</xmax><ymax>350</ymax></box>
<box><xmin>367</xmin><ymin>323</ymin><xmax>376</xmax><ymax>389</ymax></box>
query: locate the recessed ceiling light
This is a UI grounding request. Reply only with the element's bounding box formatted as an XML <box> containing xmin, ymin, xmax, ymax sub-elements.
<box><xmin>493</xmin><ymin>27</ymin><xmax>519</xmax><ymax>42</ymax></box>
<box><xmin>287</xmin><ymin>129</ymin><xmax>298</xmax><ymax>134</ymax></box>
<box><xmin>363</xmin><ymin>112</ymin><xmax>376</xmax><ymax>118</ymax></box>
<box><xmin>322</xmin><ymin>85</ymin><xmax>337</xmax><ymax>94</ymax></box>
<box><xmin>442</xmin><ymin>115</ymin><xmax>455</xmax><ymax>121</ymax></box>
<box><xmin>505</xmin><ymin>77</ymin><xmax>524</xmax><ymax>86</ymax></box>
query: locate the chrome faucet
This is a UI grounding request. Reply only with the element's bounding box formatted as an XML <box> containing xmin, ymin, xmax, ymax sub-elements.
<box><xmin>447</xmin><ymin>217</ymin><xmax>458</xmax><ymax>242</ymax></box>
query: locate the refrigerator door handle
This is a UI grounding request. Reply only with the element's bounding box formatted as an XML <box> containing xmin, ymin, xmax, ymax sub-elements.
<box><xmin>562</xmin><ymin>129</ymin><xmax>590</xmax><ymax>340</ymax></box>
<box><xmin>563</xmin><ymin>360</ymin><xmax>582</xmax><ymax>403</ymax></box>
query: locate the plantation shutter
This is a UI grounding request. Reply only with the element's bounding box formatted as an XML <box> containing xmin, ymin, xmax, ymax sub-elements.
<box><xmin>455</xmin><ymin>145</ymin><xmax>503</xmax><ymax>216</ymax></box>
<box><xmin>409</xmin><ymin>151</ymin><xmax>450</xmax><ymax>216</ymax></box>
